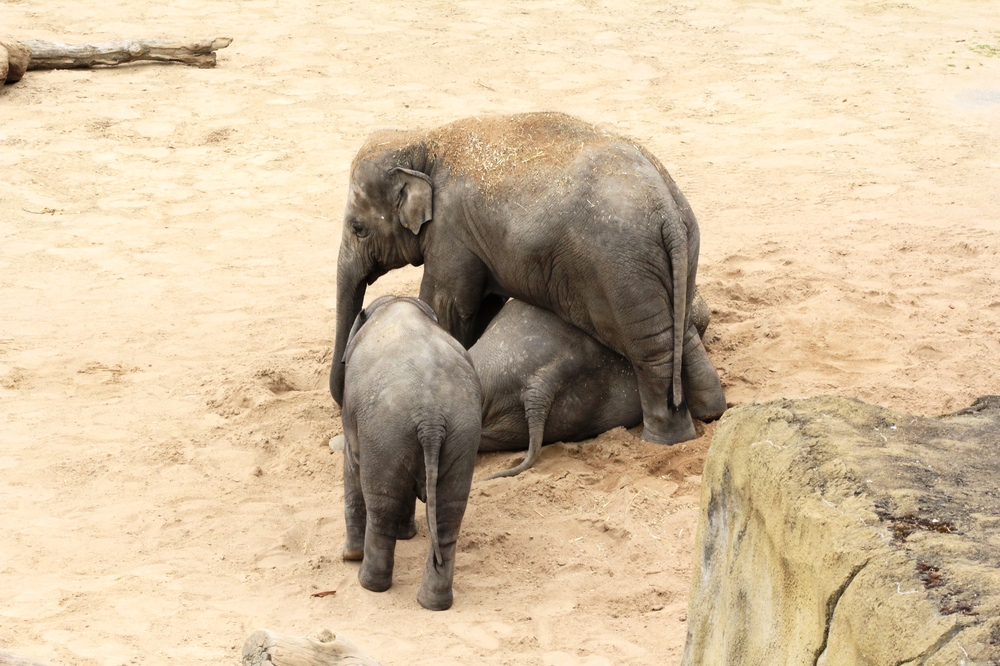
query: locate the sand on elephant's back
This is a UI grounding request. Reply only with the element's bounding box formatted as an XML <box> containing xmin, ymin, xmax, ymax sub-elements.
<box><xmin>355</xmin><ymin>112</ymin><xmax>649</xmax><ymax>194</ymax></box>
<box><xmin>1</xmin><ymin>0</ymin><xmax>999</xmax><ymax>665</ymax></box>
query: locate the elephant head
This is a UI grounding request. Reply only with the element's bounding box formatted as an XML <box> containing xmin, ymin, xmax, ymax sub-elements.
<box><xmin>329</xmin><ymin>137</ymin><xmax>435</xmax><ymax>406</ymax></box>
<box><xmin>342</xmin><ymin>295</ymin><xmax>440</xmax><ymax>369</ymax></box>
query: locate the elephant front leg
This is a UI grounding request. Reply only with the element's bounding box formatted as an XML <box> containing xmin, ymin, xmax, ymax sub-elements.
<box><xmin>419</xmin><ymin>252</ymin><xmax>488</xmax><ymax>348</ymax></box>
<box><xmin>342</xmin><ymin>442</ymin><xmax>366</xmax><ymax>561</ymax></box>
<box><xmin>358</xmin><ymin>529</ymin><xmax>396</xmax><ymax>592</ymax></box>
<box><xmin>682</xmin><ymin>324</ymin><xmax>727</xmax><ymax>422</ymax></box>
<box><xmin>417</xmin><ymin>541</ymin><xmax>457</xmax><ymax>611</ymax></box>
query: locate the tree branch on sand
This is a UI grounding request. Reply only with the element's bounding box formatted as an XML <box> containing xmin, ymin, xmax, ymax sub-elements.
<box><xmin>1</xmin><ymin>36</ymin><xmax>232</xmax><ymax>84</ymax></box>
<box><xmin>243</xmin><ymin>629</ymin><xmax>383</xmax><ymax>666</ymax></box>
<box><xmin>1</xmin><ymin>628</ymin><xmax>380</xmax><ymax>666</ymax></box>
<box><xmin>0</xmin><ymin>648</ymin><xmax>64</xmax><ymax>666</ymax></box>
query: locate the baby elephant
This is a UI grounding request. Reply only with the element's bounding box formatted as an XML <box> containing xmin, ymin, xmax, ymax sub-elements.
<box><xmin>470</xmin><ymin>295</ymin><xmax>714</xmax><ymax>479</ymax></box>
<box><xmin>340</xmin><ymin>295</ymin><xmax>481</xmax><ymax>610</ymax></box>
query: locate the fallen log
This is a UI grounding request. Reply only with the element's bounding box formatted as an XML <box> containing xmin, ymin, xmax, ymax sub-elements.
<box><xmin>25</xmin><ymin>37</ymin><xmax>232</xmax><ymax>70</ymax></box>
<box><xmin>1</xmin><ymin>36</ymin><xmax>232</xmax><ymax>84</ymax></box>
<box><xmin>0</xmin><ymin>649</ymin><xmax>63</xmax><ymax>666</ymax></box>
<box><xmin>0</xmin><ymin>36</ymin><xmax>30</xmax><ymax>83</ymax></box>
<box><xmin>242</xmin><ymin>629</ymin><xmax>382</xmax><ymax>666</ymax></box>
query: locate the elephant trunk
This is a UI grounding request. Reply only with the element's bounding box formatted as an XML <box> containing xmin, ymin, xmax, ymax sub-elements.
<box><xmin>330</xmin><ymin>243</ymin><xmax>369</xmax><ymax>406</ymax></box>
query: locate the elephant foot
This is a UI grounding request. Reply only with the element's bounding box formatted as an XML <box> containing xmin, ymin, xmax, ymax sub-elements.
<box><xmin>417</xmin><ymin>584</ymin><xmax>454</xmax><ymax>611</ymax></box>
<box><xmin>687</xmin><ymin>387</ymin><xmax>728</xmax><ymax>422</ymax></box>
<box><xmin>640</xmin><ymin>407</ymin><xmax>697</xmax><ymax>445</ymax></box>
<box><xmin>417</xmin><ymin>542</ymin><xmax>457</xmax><ymax>611</ymax></box>
<box><xmin>682</xmin><ymin>326</ymin><xmax>727</xmax><ymax>422</ymax></box>
<box><xmin>359</xmin><ymin>563</ymin><xmax>393</xmax><ymax>592</ymax></box>
<box><xmin>358</xmin><ymin>530</ymin><xmax>395</xmax><ymax>592</ymax></box>
<box><xmin>342</xmin><ymin>530</ymin><xmax>366</xmax><ymax>561</ymax></box>
<box><xmin>359</xmin><ymin>565</ymin><xmax>393</xmax><ymax>592</ymax></box>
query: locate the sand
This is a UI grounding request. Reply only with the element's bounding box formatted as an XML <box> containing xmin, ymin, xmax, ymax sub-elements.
<box><xmin>1</xmin><ymin>1</ymin><xmax>998</xmax><ymax>664</ymax></box>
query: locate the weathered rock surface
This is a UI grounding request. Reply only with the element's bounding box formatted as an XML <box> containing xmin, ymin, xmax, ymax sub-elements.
<box><xmin>682</xmin><ymin>395</ymin><xmax>1000</xmax><ymax>665</ymax></box>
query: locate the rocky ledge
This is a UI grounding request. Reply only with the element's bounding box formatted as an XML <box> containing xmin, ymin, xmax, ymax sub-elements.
<box><xmin>682</xmin><ymin>395</ymin><xmax>1000</xmax><ymax>665</ymax></box>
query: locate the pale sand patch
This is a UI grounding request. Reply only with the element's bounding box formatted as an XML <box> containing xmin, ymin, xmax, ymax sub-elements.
<box><xmin>1</xmin><ymin>1</ymin><xmax>998</xmax><ymax>665</ymax></box>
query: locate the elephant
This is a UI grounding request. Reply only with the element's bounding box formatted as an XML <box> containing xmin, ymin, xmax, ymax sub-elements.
<box><xmin>471</xmin><ymin>293</ymin><xmax>713</xmax><ymax>479</ymax></box>
<box><xmin>340</xmin><ymin>295</ymin><xmax>481</xmax><ymax>611</ymax></box>
<box><xmin>330</xmin><ymin>112</ymin><xmax>726</xmax><ymax>445</ymax></box>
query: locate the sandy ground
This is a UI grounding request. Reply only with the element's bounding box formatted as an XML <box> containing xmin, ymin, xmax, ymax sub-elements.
<box><xmin>2</xmin><ymin>1</ymin><xmax>999</xmax><ymax>664</ymax></box>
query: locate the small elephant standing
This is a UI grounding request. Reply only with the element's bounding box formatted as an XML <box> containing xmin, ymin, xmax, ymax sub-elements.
<box><xmin>330</xmin><ymin>112</ymin><xmax>726</xmax><ymax>445</ymax></box>
<box><xmin>340</xmin><ymin>296</ymin><xmax>481</xmax><ymax>610</ymax></box>
<box><xmin>471</xmin><ymin>294</ymin><xmax>713</xmax><ymax>478</ymax></box>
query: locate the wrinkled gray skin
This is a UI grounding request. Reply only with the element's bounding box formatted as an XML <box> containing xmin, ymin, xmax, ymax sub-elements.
<box><xmin>330</xmin><ymin>112</ymin><xmax>726</xmax><ymax>445</ymax></box>
<box><xmin>471</xmin><ymin>294</ymin><xmax>713</xmax><ymax>478</ymax></box>
<box><xmin>340</xmin><ymin>296</ymin><xmax>481</xmax><ymax>611</ymax></box>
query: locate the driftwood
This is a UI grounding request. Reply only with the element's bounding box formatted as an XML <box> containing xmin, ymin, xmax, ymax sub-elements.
<box><xmin>24</xmin><ymin>37</ymin><xmax>232</xmax><ymax>70</ymax></box>
<box><xmin>0</xmin><ymin>36</ymin><xmax>30</xmax><ymax>83</ymax></box>
<box><xmin>1</xmin><ymin>36</ymin><xmax>231</xmax><ymax>84</ymax></box>
<box><xmin>243</xmin><ymin>629</ymin><xmax>381</xmax><ymax>666</ymax></box>
<box><xmin>4</xmin><ymin>630</ymin><xmax>377</xmax><ymax>666</ymax></box>
<box><xmin>0</xmin><ymin>649</ymin><xmax>63</xmax><ymax>666</ymax></box>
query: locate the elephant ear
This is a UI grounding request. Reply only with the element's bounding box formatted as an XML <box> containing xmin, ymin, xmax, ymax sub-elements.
<box><xmin>391</xmin><ymin>167</ymin><xmax>433</xmax><ymax>235</ymax></box>
<box><xmin>341</xmin><ymin>309</ymin><xmax>368</xmax><ymax>366</ymax></box>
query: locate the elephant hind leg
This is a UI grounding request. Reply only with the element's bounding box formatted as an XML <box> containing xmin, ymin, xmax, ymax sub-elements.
<box><xmin>400</xmin><ymin>493</ymin><xmax>418</xmax><ymax>540</ymax></box>
<box><xmin>358</xmin><ymin>529</ymin><xmax>396</xmax><ymax>592</ymax></box>
<box><xmin>683</xmin><ymin>324</ymin><xmax>727</xmax><ymax>422</ymax></box>
<box><xmin>342</xmin><ymin>438</ymin><xmax>366</xmax><ymax>561</ymax></box>
<box><xmin>417</xmin><ymin>541</ymin><xmax>457</xmax><ymax>610</ymax></box>
<box><xmin>634</xmin><ymin>364</ymin><xmax>697</xmax><ymax>444</ymax></box>
<box><xmin>612</xmin><ymin>295</ymin><xmax>697</xmax><ymax>445</ymax></box>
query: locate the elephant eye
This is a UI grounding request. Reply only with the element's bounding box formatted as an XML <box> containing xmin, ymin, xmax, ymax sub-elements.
<box><xmin>350</xmin><ymin>220</ymin><xmax>368</xmax><ymax>237</ymax></box>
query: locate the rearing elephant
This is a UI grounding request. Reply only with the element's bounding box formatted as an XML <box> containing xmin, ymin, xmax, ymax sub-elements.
<box><xmin>330</xmin><ymin>112</ymin><xmax>726</xmax><ymax>444</ymax></box>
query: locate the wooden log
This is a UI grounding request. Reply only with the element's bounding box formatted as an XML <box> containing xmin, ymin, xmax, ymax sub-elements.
<box><xmin>0</xmin><ymin>36</ymin><xmax>31</xmax><ymax>83</ymax></box>
<box><xmin>0</xmin><ymin>649</ymin><xmax>63</xmax><ymax>666</ymax></box>
<box><xmin>23</xmin><ymin>37</ymin><xmax>232</xmax><ymax>70</ymax></box>
<box><xmin>242</xmin><ymin>629</ymin><xmax>382</xmax><ymax>666</ymax></box>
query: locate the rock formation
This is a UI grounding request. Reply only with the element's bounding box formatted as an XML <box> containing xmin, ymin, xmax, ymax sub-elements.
<box><xmin>682</xmin><ymin>395</ymin><xmax>999</xmax><ymax>665</ymax></box>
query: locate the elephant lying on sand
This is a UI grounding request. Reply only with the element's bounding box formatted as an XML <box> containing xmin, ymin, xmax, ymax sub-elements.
<box><xmin>340</xmin><ymin>296</ymin><xmax>481</xmax><ymax>610</ymax></box>
<box><xmin>472</xmin><ymin>294</ymin><xmax>714</xmax><ymax>479</ymax></box>
<box><xmin>330</xmin><ymin>112</ymin><xmax>726</xmax><ymax>445</ymax></box>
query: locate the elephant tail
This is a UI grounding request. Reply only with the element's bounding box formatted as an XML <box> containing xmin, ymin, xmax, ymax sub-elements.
<box><xmin>418</xmin><ymin>421</ymin><xmax>445</xmax><ymax>568</ymax></box>
<box><xmin>664</xmin><ymin>221</ymin><xmax>688</xmax><ymax>409</ymax></box>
